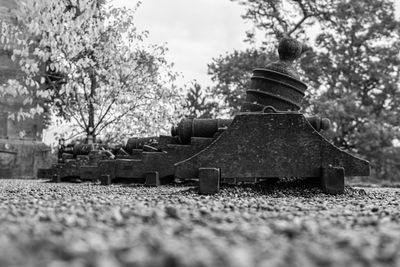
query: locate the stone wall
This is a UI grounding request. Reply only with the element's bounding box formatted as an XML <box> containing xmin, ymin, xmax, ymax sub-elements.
<box><xmin>0</xmin><ymin>0</ymin><xmax>52</xmax><ymax>177</ymax></box>
<box><xmin>0</xmin><ymin>0</ymin><xmax>44</xmax><ymax>140</ymax></box>
<box><xmin>0</xmin><ymin>0</ymin><xmax>17</xmax><ymax>22</ymax></box>
<box><xmin>0</xmin><ymin>138</ymin><xmax>52</xmax><ymax>178</ymax></box>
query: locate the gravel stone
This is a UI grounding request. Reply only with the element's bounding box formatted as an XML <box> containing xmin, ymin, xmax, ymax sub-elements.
<box><xmin>0</xmin><ymin>179</ymin><xmax>400</xmax><ymax>267</ymax></box>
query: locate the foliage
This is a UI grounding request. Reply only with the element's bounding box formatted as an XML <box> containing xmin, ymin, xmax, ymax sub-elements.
<box><xmin>0</xmin><ymin>0</ymin><xmax>184</xmax><ymax>142</ymax></box>
<box><xmin>210</xmin><ymin>0</ymin><xmax>400</xmax><ymax>180</ymax></box>
<box><xmin>208</xmin><ymin>48</ymin><xmax>274</xmax><ymax>115</ymax></box>
<box><xmin>234</xmin><ymin>0</ymin><xmax>338</xmax><ymax>43</ymax></box>
<box><xmin>302</xmin><ymin>0</ymin><xmax>400</xmax><ymax>180</ymax></box>
<box><xmin>182</xmin><ymin>82</ymin><xmax>218</xmax><ymax>119</ymax></box>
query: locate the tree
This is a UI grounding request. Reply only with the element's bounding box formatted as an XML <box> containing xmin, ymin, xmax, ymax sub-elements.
<box><xmin>182</xmin><ymin>82</ymin><xmax>218</xmax><ymax>118</ymax></box>
<box><xmin>233</xmin><ymin>0</ymin><xmax>338</xmax><ymax>43</ymax></box>
<box><xmin>208</xmin><ymin>48</ymin><xmax>274</xmax><ymax>115</ymax></box>
<box><xmin>305</xmin><ymin>0</ymin><xmax>400</xmax><ymax>179</ymax></box>
<box><xmin>210</xmin><ymin>0</ymin><xmax>400</xmax><ymax>180</ymax></box>
<box><xmin>0</xmin><ymin>0</ymin><xmax>183</xmax><ymax>142</ymax></box>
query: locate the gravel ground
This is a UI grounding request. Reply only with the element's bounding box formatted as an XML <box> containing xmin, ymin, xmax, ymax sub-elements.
<box><xmin>0</xmin><ymin>179</ymin><xmax>400</xmax><ymax>267</ymax></box>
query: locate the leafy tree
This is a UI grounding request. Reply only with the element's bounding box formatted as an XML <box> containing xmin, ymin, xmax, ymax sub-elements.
<box><xmin>306</xmin><ymin>0</ymin><xmax>400</xmax><ymax>179</ymax></box>
<box><xmin>182</xmin><ymin>82</ymin><xmax>218</xmax><ymax>119</ymax></box>
<box><xmin>208</xmin><ymin>48</ymin><xmax>274</xmax><ymax>115</ymax></box>
<box><xmin>210</xmin><ymin>0</ymin><xmax>400</xmax><ymax>180</ymax></box>
<box><xmin>234</xmin><ymin>0</ymin><xmax>337</xmax><ymax>43</ymax></box>
<box><xmin>0</xmin><ymin>0</ymin><xmax>183</xmax><ymax>142</ymax></box>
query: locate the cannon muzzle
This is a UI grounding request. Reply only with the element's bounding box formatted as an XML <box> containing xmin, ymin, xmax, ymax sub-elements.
<box><xmin>171</xmin><ymin>118</ymin><xmax>232</xmax><ymax>144</ymax></box>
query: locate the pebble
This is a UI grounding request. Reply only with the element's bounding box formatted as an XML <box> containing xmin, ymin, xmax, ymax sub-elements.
<box><xmin>0</xmin><ymin>179</ymin><xmax>399</xmax><ymax>267</ymax></box>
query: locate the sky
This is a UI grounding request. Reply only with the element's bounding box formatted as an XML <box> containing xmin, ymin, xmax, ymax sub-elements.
<box><xmin>112</xmin><ymin>0</ymin><xmax>400</xmax><ymax>88</ymax></box>
<box><xmin>42</xmin><ymin>0</ymin><xmax>400</xmax><ymax>145</ymax></box>
<box><xmin>112</xmin><ymin>0</ymin><xmax>251</xmax><ymax>87</ymax></box>
<box><xmin>43</xmin><ymin>0</ymin><xmax>250</xmax><ymax>145</ymax></box>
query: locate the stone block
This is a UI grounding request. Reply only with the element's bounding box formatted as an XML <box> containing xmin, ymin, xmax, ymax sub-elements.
<box><xmin>321</xmin><ymin>166</ymin><xmax>345</xmax><ymax>194</ymax></box>
<box><xmin>52</xmin><ymin>174</ymin><xmax>61</xmax><ymax>183</ymax></box>
<box><xmin>79</xmin><ymin>166</ymin><xmax>99</xmax><ymax>181</ymax></box>
<box><xmin>100</xmin><ymin>175</ymin><xmax>112</xmax><ymax>185</ymax></box>
<box><xmin>199</xmin><ymin>168</ymin><xmax>220</xmax><ymax>194</ymax></box>
<box><xmin>145</xmin><ymin>171</ymin><xmax>160</xmax><ymax>186</ymax></box>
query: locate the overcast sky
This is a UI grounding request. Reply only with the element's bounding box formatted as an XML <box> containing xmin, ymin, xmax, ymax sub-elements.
<box><xmin>113</xmin><ymin>0</ymin><xmax>400</xmax><ymax>88</ymax></box>
<box><xmin>43</xmin><ymin>0</ymin><xmax>400</xmax><ymax>144</ymax></box>
<box><xmin>113</xmin><ymin>0</ymin><xmax>250</xmax><ymax>87</ymax></box>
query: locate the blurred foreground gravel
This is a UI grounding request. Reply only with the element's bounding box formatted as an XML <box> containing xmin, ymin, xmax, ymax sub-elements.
<box><xmin>0</xmin><ymin>179</ymin><xmax>400</xmax><ymax>267</ymax></box>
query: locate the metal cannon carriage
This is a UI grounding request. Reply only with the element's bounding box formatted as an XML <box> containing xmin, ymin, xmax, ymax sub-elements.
<box><xmin>46</xmin><ymin>37</ymin><xmax>370</xmax><ymax>194</ymax></box>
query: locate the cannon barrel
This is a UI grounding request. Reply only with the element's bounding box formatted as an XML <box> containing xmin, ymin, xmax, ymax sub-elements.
<box><xmin>172</xmin><ymin>116</ymin><xmax>329</xmax><ymax>144</ymax></box>
<box><xmin>241</xmin><ymin>69</ymin><xmax>307</xmax><ymax>113</ymax></box>
<box><xmin>58</xmin><ymin>143</ymin><xmax>113</xmax><ymax>163</ymax></box>
<box><xmin>171</xmin><ymin>118</ymin><xmax>233</xmax><ymax>144</ymax></box>
<box><xmin>61</xmin><ymin>143</ymin><xmax>113</xmax><ymax>156</ymax></box>
<box><xmin>72</xmin><ymin>144</ymin><xmax>94</xmax><ymax>155</ymax></box>
<box><xmin>241</xmin><ymin>40</ymin><xmax>308</xmax><ymax>113</ymax></box>
<box><xmin>72</xmin><ymin>143</ymin><xmax>112</xmax><ymax>155</ymax></box>
<box><xmin>125</xmin><ymin>137</ymin><xmax>159</xmax><ymax>153</ymax></box>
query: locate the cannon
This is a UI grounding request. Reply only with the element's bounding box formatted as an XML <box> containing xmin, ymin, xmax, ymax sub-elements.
<box><xmin>125</xmin><ymin>137</ymin><xmax>160</xmax><ymax>152</ymax></box>
<box><xmin>50</xmin><ymin>132</ymin><xmax>209</xmax><ymax>184</ymax></box>
<box><xmin>96</xmin><ymin>130</ymin><xmax>216</xmax><ymax>185</ymax></box>
<box><xmin>175</xmin><ymin>37</ymin><xmax>369</xmax><ymax>194</ymax></box>
<box><xmin>49</xmin><ymin>37</ymin><xmax>370</xmax><ymax>194</ymax></box>
<box><xmin>171</xmin><ymin>118</ymin><xmax>232</xmax><ymax>144</ymax></box>
<box><xmin>94</xmin><ymin>114</ymin><xmax>328</xmax><ymax>186</ymax></box>
<box><xmin>172</xmin><ymin>116</ymin><xmax>330</xmax><ymax>140</ymax></box>
<box><xmin>52</xmin><ymin>140</ymin><xmax>119</xmax><ymax>182</ymax></box>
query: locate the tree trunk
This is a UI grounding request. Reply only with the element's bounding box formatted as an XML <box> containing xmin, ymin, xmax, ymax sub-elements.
<box><xmin>88</xmin><ymin>71</ymin><xmax>96</xmax><ymax>144</ymax></box>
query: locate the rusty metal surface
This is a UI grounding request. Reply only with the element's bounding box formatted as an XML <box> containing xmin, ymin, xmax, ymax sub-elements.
<box><xmin>321</xmin><ymin>166</ymin><xmax>345</xmax><ymax>194</ymax></box>
<box><xmin>241</xmin><ymin>38</ymin><xmax>308</xmax><ymax>113</ymax></box>
<box><xmin>144</xmin><ymin>172</ymin><xmax>160</xmax><ymax>186</ymax></box>
<box><xmin>264</xmin><ymin>37</ymin><xmax>306</xmax><ymax>79</ymax></box>
<box><xmin>45</xmin><ymin>37</ymin><xmax>370</xmax><ymax>195</ymax></box>
<box><xmin>98</xmin><ymin>137</ymin><xmax>214</xmax><ymax>183</ymax></box>
<box><xmin>241</xmin><ymin>69</ymin><xmax>307</xmax><ymax>112</ymax></box>
<box><xmin>175</xmin><ymin>113</ymin><xmax>370</xmax><ymax>182</ymax></box>
<box><xmin>199</xmin><ymin>168</ymin><xmax>220</xmax><ymax>195</ymax></box>
<box><xmin>79</xmin><ymin>166</ymin><xmax>99</xmax><ymax>181</ymax></box>
<box><xmin>125</xmin><ymin>137</ymin><xmax>159</xmax><ymax>153</ymax></box>
<box><xmin>171</xmin><ymin>118</ymin><xmax>232</xmax><ymax>144</ymax></box>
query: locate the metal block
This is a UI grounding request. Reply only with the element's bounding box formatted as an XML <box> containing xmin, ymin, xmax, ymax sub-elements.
<box><xmin>199</xmin><ymin>168</ymin><xmax>220</xmax><ymax>194</ymax></box>
<box><xmin>37</xmin><ymin>168</ymin><xmax>54</xmax><ymax>179</ymax></box>
<box><xmin>175</xmin><ymin>113</ymin><xmax>370</xmax><ymax>181</ymax></box>
<box><xmin>100</xmin><ymin>175</ymin><xmax>112</xmax><ymax>185</ymax></box>
<box><xmin>145</xmin><ymin>171</ymin><xmax>160</xmax><ymax>186</ymax></box>
<box><xmin>52</xmin><ymin>174</ymin><xmax>61</xmax><ymax>183</ymax></box>
<box><xmin>80</xmin><ymin>166</ymin><xmax>99</xmax><ymax>181</ymax></box>
<box><xmin>321</xmin><ymin>166</ymin><xmax>345</xmax><ymax>194</ymax></box>
<box><xmin>171</xmin><ymin>118</ymin><xmax>232</xmax><ymax>144</ymax></box>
